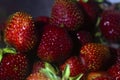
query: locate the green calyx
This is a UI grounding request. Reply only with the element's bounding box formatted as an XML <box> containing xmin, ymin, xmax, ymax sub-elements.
<box><xmin>40</xmin><ymin>63</ymin><xmax>83</xmax><ymax>80</ymax></box>
<box><xmin>40</xmin><ymin>62</ymin><xmax>61</xmax><ymax>80</ymax></box>
<box><xmin>0</xmin><ymin>46</ymin><xmax>16</xmax><ymax>62</ymax></box>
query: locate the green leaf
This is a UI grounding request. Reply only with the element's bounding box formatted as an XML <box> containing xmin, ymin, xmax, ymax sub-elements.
<box><xmin>62</xmin><ymin>64</ymin><xmax>70</xmax><ymax>80</ymax></box>
<box><xmin>81</xmin><ymin>0</ymin><xmax>88</xmax><ymax>3</ymax></box>
<box><xmin>45</xmin><ymin>62</ymin><xmax>57</xmax><ymax>74</ymax></box>
<box><xmin>69</xmin><ymin>74</ymin><xmax>83</xmax><ymax>80</ymax></box>
<box><xmin>96</xmin><ymin>17</ymin><xmax>101</xmax><ymax>27</ymax></box>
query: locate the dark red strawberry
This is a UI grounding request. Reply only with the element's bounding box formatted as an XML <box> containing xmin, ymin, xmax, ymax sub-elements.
<box><xmin>60</xmin><ymin>56</ymin><xmax>86</xmax><ymax>77</ymax></box>
<box><xmin>100</xmin><ymin>10</ymin><xmax>120</xmax><ymax>42</ymax></box>
<box><xmin>80</xmin><ymin>43</ymin><xmax>111</xmax><ymax>71</ymax></box>
<box><xmin>34</xmin><ymin>16</ymin><xmax>50</xmax><ymax>43</ymax></box>
<box><xmin>4</xmin><ymin>12</ymin><xmax>38</xmax><ymax>52</ymax></box>
<box><xmin>32</xmin><ymin>60</ymin><xmax>45</xmax><ymax>73</ymax></box>
<box><xmin>76</xmin><ymin>31</ymin><xmax>93</xmax><ymax>45</ymax></box>
<box><xmin>0</xmin><ymin>53</ymin><xmax>30</xmax><ymax>80</ymax></box>
<box><xmin>78</xmin><ymin>0</ymin><xmax>101</xmax><ymax>23</ymax></box>
<box><xmin>37</xmin><ymin>25</ymin><xmax>73</xmax><ymax>63</ymax></box>
<box><xmin>50</xmin><ymin>0</ymin><xmax>84</xmax><ymax>31</ymax></box>
<box><xmin>108</xmin><ymin>63</ymin><xmax>120</xmax><ymax>80</ymax></box>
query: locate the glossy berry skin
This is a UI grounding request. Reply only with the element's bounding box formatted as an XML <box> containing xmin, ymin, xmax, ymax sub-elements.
<box><xmin>50</xmin><ymin>0</ymin><xmax>84</xmax><ymax>31</ymax></box>
<box><xmin>100</xmin><ymin>10</ymin><xmax>120</xmax><ymax>42</ymax></box>
<box><xmin>4</xmin><ymin>12</ymin><xmax>38</xmax><ymax>52</ymax></box>
<box><xmin>108</xmin><ymin>63</ymin><xmax>120</xmax><ymax>80</ymax></box>
<box><xmin>37</xmin><ymin>25</ymin><xmax>73</xmax><ymax>63</ymax></box>
<box><xmin>76</xmin><ymin>31</ymin><xmax>93</xmax><ymax>45</ymax></box>
<box><xmin>26</xmin><ymin>72</ymin><xmax>50</xmax><ymax>80</ymax></box>
<box><xmin>80</xmin><ymin>43</ymin><xmax>110</xmax><ymax>71</ymax></box>
<box><xmin>60</xmin><ymin>56</ymin><xmax>86</xmax><ymax>77</ymax></box>
<box><xmin>0</xmin><ymin>53</ymin><xmax>29</xmax><ymax>80</ymax></box>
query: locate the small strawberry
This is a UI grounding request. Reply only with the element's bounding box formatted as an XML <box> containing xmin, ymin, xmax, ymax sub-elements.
<box><xmin>0</xmin><ymin>53</ymin><xmax>30</xmax><ymax>80</ymax></box>
<box><xmin>76</xmin><ymin>31</ymin><xmax>93</xmax><ymax>45</ymax></box>
<box><xmin>37</xmin><ymin>25</ymin><xmax>73</xmax><ymax>63</ymax></box>
<box><xmin>27</xmin><ymin>62</ymin><xmax>61</xmax><ymax>80</ymax></box>
<box><xmin>78</xmin><ymin>0</ymin><xmax>101</xmax><ymax>23</ymax></box>
<box><xmin>34</xmin><ymin>16</ymin><xmax>50</xmax><ymax>41</ymax></box>
<box><xmin>107</xmin><ymin>63</ymin><xmax>120</xmax><ymax>80</ymax></box>
<box><xmin>50</xmin><ymin>0</ymin><xmax>84</xmax><ymax>31</ymax></box>
<box><xmin>100</xmin><ymin>10</ymin><xmax>120</xmax><ymax>42</ymax></box>
<box><xmin>94</xmin><ymin>76</ymin><xmax>114</xmax><ymax>80</ymax></box>
<box><xmin>86</xmin><ymin>71</ymin><xmax>113</xmax><ymax>80</ymax></box>
<box><xmin>26</xmin><ymin>72</ymin><xmax>50</xmax><ymax>80</ymax></box>
<box><xmin>60</xmin><ymin>56</ymin><xmax>86</xmax><ymax>77</ymax></box>
<box><xmin>80</xmin><ymin>43</ymin><xmax>111</xmax><ymax>71</ymax></box>
<box><xmin>32</xmin><ymin>60</ymin><xmax>45</xmax><ymax>73</ymax></box>
<box><xmin>4</xmin><ymin>12</ymin><xmax>38</xmax><ymax>52</ymax></box>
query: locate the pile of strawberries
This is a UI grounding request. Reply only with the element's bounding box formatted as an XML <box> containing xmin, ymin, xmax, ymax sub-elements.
<box><xmin>0</xmin><ymin>0</ymin><xmax>120</xmax><ymax>80</ymax></box>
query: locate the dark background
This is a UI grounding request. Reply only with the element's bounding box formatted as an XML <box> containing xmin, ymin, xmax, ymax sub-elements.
<box><xmin>0</xmin><ymin>0</ymin><xmax>54</xmax><ymax>23</ymax></box>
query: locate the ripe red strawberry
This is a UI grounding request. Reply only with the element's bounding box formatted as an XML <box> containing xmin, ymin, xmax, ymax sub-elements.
<box><xmin>107</xmin><ymin>63</ymin><xmax>120</xmax><ymax>80</ymax></box>
<box><xmin>4</xmin><ymin>12</ymin><xmax>38</xmax><ymax>52</ymax></box>
<box><xmin>60</xmin><ymin>56</ymin><xmax>86</xmax><ymax>77</ymax></box>
<box><xmin>50</xmin><ymin>0</ymin><xmax>84</xmax><ymax>31</ymax></box>
<box><xmin>76</xmin><ymin>31</ymin><xmax>93</xmax><ymax>45</ymax></box>
<box><xmin>100</xmin><ymin>10</ymin><xmax>120</xmax><ymax>42</ymax></box>
<box><xmin>37</xmin><ymin>25</ymin><xmax>73</xmax><ymax>63</ymax></box>
<box><xmin>32</xmin><ymin>60</ymin><xmax>45</xmax><ymax>73</ymax></box>
<box><xmin>0</xmin><ymin>53</ymin><xmax>30</xmax><ymax>80</ymax></box>
<box><xmin>80</xmin><ymin>43</ymin><xmax>111</xmax><ymax>71</ymax></box>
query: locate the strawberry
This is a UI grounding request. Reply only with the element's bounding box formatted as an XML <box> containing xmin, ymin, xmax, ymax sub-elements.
<box><xmin>78</xmin><ymin>0</ymin><xmax>101</xmax><ymax>23</ymax></box>
<box><xmin>34</xmin><ymin>16</ymin><xmax>50</xmax><ymax>41</ymax></box>
<box><xmin>107</xmin><ymin>63</ymin><xmax>120</xmax><ymax>80</ymax></box>
<box><xmin>76</xmin><ymin>31</ymin><xmax>93</xmax><ymax>45</ymax></box>
<box><xmin>86</xmin><ymin>71</ymin><xmax>113</xmax><ymax>80</ymax></box>
<box><xmin>94</xmin><ymin>76</ymin><xmax>114</xmax><ymax>80</ymax></box>
<box><xmin>80</xmin><ymin>43</ymin><xmax>111</xmax><ymax>71</ymax></box>
<box><xmin>32</xmin><ymin>60</ymin><xmax>45</xmax><ymax>73</ymax></box>
<box><xmin>100</xmin><ymin>10</ymin><xmax>120</xmax><ymax>42</ymax></box>
<box><xmin>37</xmin><ymin>25</ymin><xmax>73</xmax><ymax>63</ymax></box>
<box><xmin>60</xmin><ymin>56</ymin><xmax>86</xmax><ymax>77</ymax></box>
<box><xmin>50</xmin><ymin>0</ymin><xmax>84</xmax><ymax>31</ymax></box>
<box><xmin>0</xmin><ymin>53</ymin><xmax>30</xmax><ymax>80</ymax></box>
<box><xmin>26</xmin><ymin>72</ymin><xmax>50</xmax><ymax>80</ymax></box>
<box><xmin>4</xmin><ymin>12</ymin><xmax>38</xmax><ymax>52</ymax></box>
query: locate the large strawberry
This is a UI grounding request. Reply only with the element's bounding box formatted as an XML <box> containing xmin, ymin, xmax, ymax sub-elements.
<box><xmin>37</xmin><ymin>25</ymin><xmax>73</xmax><ymax>63</ymax></box>
<box><xmin>4</xmin><ymin>12</ymin><xmax>38</xmax><ymax>52</ymax></box>
<box><xmin>50</xmin><ymin>0</ymin><xmax>84</xmax><ymax>31</ymax></box>
<box><xmin>100</xmin><ymin>10</ymin><xmax>120</xmax><ymax>42</ymax></box>
<box><xmin>80</xmin><ymin>43</ymin><xmax>111</xmax><ymax>71</ymax></box>
<box><xmin>0</xmin><ymin>53</ymin><xmax>30</xmax><ymax>80</ymax></box>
